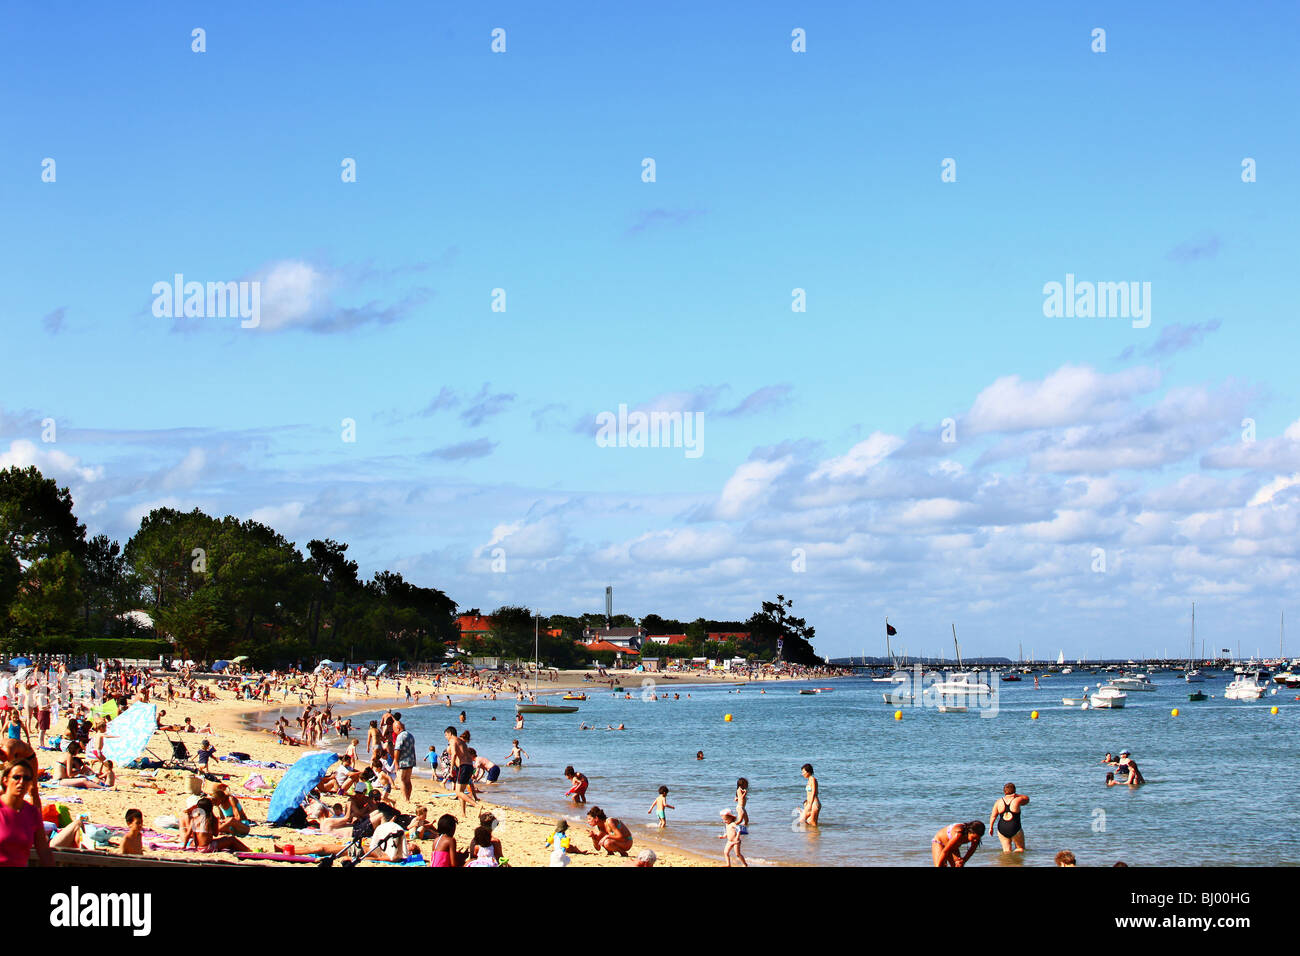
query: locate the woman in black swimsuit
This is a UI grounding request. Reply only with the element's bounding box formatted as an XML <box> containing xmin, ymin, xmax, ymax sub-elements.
<box><xmin>989</xmin><ymin>782</ymin><xmax>1029</xmax><ymax>852</ymax></box>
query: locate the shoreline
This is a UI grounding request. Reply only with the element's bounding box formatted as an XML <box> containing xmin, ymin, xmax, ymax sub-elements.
<box><xmin>40</xmin><ymin>668</ymin><xmax>834</xmax><ymax>867</ymax></box>
<box><xmin>225</xmin><ymin>669</ymin><xmax>832</xmax><ymax>867</ymax></box>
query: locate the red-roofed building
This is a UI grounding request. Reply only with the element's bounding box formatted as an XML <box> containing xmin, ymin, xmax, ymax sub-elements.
<box><xmin>580</xmin><ymin>625</ymin><xmax>645</xmax><ymax>651</ymax></box>
<box><xmin>457</xmin><ymin>614</ymin><xmax>493</xmax><ymax>640</ymax></box>
<box><xmin>646</xmin><ymin>633</ymin><xmax>690</xmax><ymax>646</ymax></box>
<box><xmin>707</xmin><ymin>632</ymin><xmax>750</xmax><ymax>643</ymax></box>
<box><xmin>583</xmin><ymin>640</ymin><xmax>639</xmax><ymax>655</ymax></box>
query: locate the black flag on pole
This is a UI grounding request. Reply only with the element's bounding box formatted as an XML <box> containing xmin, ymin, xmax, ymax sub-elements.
<box><xmin>886</xmin><ymin>623</ymin><xmax>897</xmax><ymax>636</ymax></box>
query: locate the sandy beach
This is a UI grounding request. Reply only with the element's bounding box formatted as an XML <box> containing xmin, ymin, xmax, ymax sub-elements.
<box><xmin>38</xmin><ymin>668</ymin><xmax>800</xmax><ymax>868</ymax></box>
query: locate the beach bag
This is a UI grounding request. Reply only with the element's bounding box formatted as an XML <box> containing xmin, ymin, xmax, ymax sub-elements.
<box><xmin>154</xmin><ymin>815</ymin><xmax>179</xmax><ymax>830</ymax></box>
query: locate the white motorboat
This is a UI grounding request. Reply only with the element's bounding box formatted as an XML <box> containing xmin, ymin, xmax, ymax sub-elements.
<box><xmin>931</xmin><ymin>672</ymin><xmax>992</xmax><ymax>694</ymax></box>
<box><xmin>1224</xmin><ymin>673</ymin><xmax>1267</xmax><ymax>701</ymax></box>
<box><xmin>1108</xmin><ymin>674</ymin><xmax>1156</xmax><ymax>692</ymax></box>
<box><xmin>1090</xmin><ymin>686</ymin><xmax>1128</xmax><ymax>708</ymax></box>
<box><xmin>936</xmin><ymin>704</ymin><xmax>968</xmax><ymax>714</ymax></box>
<box><xmin>1061</xmin><ymin>666</ymin><xmax>1073</xmax><ymax>675</ymax></box>
<box><xmin>883</xmin><ymin>690</ymin><xmax>914</xmax><ymax>704</ymax></box>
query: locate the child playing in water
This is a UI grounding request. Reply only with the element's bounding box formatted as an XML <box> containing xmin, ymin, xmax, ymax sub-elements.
<box><xmin>506</xmin><ymin>740</ymin><xmax>528</xmax><ymax>767</ymax></box>
<box><xmin>719</xmin><ymin>811</ymin><xmax>747</xmax><ymax>867</ymax></box>
<box><xmin>564</xmin><ymin>766</ymin><xmax>588</xmax><ymax>804</ymax></box>
<box><xmin>735</xmin><ymin>777</ymin><xmax>750</xmax><ymax>829</ymax></box>
<box><xmin>647</xmin><ymin>786</ymin><xmax>674</xmax><ymax>828</ymax></box>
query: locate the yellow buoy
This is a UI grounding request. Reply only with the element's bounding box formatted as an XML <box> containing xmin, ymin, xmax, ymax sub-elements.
<box><xmin>1030</xmin><ymin>711</ymin><xmax>1039</xmax><ymax>720</ymax></box>
<box><xmin>894</xmin><ymin>710</ymin><xmax>902</xmax><ymax>720</ymax></box>
<box><xmin>724</xmin><ymin>714</ymin><xmax>733</xmax><ymax>722</ymax></box>
<box><xmin>1271</xmin><ymin>706</ymin><xmax>1279</xmax><ymax>715</ymax></box>
<box><xmin>1171</xmin><ymin>708</ymin><xmax>1179</xmax><ymax>717</ymax></box>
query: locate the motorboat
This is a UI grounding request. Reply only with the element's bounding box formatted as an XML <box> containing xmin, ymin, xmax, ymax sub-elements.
<box><xmin>1224</xmin><ymin>673</ymin><xmax>1267</xmax><ymax>701</ymax></box>
<box><xmin>1001</xmin><ymin>673</ymin><xmax>1022</xmax><ymax>682</ymax></box>
<box><xmin>1187</xmin><ymin>690</ymin><xmax>1207</xmax><ymax>702</ymax></box>
<box><xmin>1107</xmin><ymin>674</ymin><xmax>1156</xmax><ymax>692</ymax></box>
<box><xmin>1185</xmin><ymin>670</ymin><xmax>1205</xmax><ymax>683</ymax></box>
<box><xmin>1061</xmin><ymin>666</ymin><xmax>1073</xmax><ymax>675</ymax></box>
<box><xmin>883</xmin><ymin>690</ymin><xmax>914</xmax><ymax>705</ymax></box>
<box><xmin>936</xmin><ymin>704</ymin><xmax>967</xmax><ymax>714</ymax></box>
<box><xmin>932</xmin><ymin>671</ymin><xmax>992</xmax><ymax>694</ymax></box>
<box><xmin>1089</xmin><ymin>686</ymin><xmax>1128</xmax><ymax>709</ymax></box>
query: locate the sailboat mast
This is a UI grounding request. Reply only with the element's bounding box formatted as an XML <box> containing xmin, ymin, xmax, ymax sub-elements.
<box><xmin>952</xmin><ymin>623</ymin><xmax>962</xmax><ymax>670</ymax></box>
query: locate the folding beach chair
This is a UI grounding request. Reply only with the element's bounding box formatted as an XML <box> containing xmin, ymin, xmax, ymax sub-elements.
<box><xmin>157</xmin><ymin>729</ymin><xmax>198</xmax><ymax>772</ymax></box>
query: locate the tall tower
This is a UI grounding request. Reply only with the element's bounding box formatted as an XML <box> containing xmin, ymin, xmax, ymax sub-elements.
<box><xmin>604</xmin><ymin>586</ymin><xmax>613</xmax><ymax>627</ymax></box>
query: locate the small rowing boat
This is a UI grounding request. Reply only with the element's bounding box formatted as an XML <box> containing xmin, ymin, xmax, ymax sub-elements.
<box><xmin>516</xmin><ymin>703</ymin><xmax>579</xmax><ymax>714</ymax></box>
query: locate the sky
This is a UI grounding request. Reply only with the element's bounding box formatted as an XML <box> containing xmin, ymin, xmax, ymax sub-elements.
<box><xmin>2</xmin><ymin>2</ymin><xmax>1298</xmax><ymax>660</ymax></box>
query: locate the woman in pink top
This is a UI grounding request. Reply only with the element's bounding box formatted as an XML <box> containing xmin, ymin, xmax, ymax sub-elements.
<box><xmin>0</xmin><ymin>760</ymin><xmax>51</xmax><ymax>866</ymax></box>
<box><xmin>429</xmin><ymin>814</ymin><xmax>457</xmax><ymax>867</ymax></box>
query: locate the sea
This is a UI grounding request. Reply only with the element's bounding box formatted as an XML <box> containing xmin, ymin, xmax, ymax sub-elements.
<box><xmin>284</xmin><ymin>672</ymin><xmax>1300</xmax><ymax>867</ymax></box>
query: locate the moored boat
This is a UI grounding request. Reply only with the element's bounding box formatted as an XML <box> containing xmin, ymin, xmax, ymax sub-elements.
<box><xmin>517</xmin><ymin>703</ymin><xmax>580</xmax><ymax>714</ymax></box>
<box><xmin>1089</xmin><ymin>686</ymin><xmax>1128</xmax><ymax>709</ymax></box>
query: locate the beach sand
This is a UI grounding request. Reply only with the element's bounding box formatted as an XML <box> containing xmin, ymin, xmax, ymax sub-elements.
<box><xmin>38</xmin><ymin>668</ymin><xmax>788</xmax><ymax>868</ymax></box>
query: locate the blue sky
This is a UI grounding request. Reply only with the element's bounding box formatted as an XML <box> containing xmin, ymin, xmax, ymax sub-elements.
<box><xmin>3</xmin><ymin>2</ymin><xmax>1298</xmax><ymax>660</ymax></box>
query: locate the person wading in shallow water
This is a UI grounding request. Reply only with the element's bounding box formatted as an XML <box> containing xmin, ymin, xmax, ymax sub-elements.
<box><xmin>989</xmin><ymin>782</ymin><xmax>1029</xmax><ymax>853</ymax></box>
<box><xmin>931</xmin><ymin>821</ymin><xmax>984</xmax><ymax>867</ymax></box>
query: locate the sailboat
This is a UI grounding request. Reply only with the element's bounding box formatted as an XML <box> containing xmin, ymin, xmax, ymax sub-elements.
<box><xmin>934</xmin><ymin>624</ymin><xmax>989</xmax><ymax>710</ymax></box>
<box><xmin>1185</xmin><ymin>603</ymin><xmax>1204</xmax><ymax>683</ymax></box>
<box><xmin>872</xmin><ymin>619</ymin><xmax>906</xmax><ymax>682</ymax></box>
<box><xmin>516</xmin><ymin>615</ymin><xmax>579</xmax><ymax>714</ymax></box>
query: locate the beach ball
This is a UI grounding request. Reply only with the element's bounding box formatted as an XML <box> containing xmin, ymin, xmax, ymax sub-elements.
<box><xmin>1030</xmin><ymin>711</ymin><xmax>1039</xmax><ymax>720</ymax></box>
<box><xmin>1171</xmin><ymin>708</ymin><xmax>1179</xmax><ymax>717</ymax></box>
<box><xmin>893</xmin><ymin>710</ymin><xmax>902</xmax><ymax>721</ymax></box>
<box><xmin>1271</xmin><ymin>706</ymin><xmax>1279</xmax><ymax>715</ymax></box>
<box><xmin>724</xmin><ymin>714</ymin><xmax>733</xmax><ymax>722</ymax></box>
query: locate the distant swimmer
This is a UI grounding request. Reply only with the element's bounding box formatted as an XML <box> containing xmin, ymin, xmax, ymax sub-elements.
<box><xmin>799</xmin><ymin>764</ymin><xmax>820</xmax><ymax>827</ymax></box>
<box><xmin>1105</xmin><ymin>772</ymin><xmax>1118</xmax><ymax>787</ymax></box>
<box><xmin>931</xmin><ymin>821</ymin><xmax>984</xmax><ymax>867</ymax></box>
<box><xmin>514</xmin><ymin>713</ymin><xmax>524</xmax><ymax>730</ymax></box>
<box><xmin>696</xmin><ymin>751</ymin><xmax>705</xmax><ymax>761</ymax></box>
<box><xmin>989</xmin><ymin>783</ymin><xmax>1029</xmax><ymax>852</ymax></box>
<box><xmin>1054</xmin><ymin>850</ymin><xmax>1077</xmax><ymax>867</ymax></box>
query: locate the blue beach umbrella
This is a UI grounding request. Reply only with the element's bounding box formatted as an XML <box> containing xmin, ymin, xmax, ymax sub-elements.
<box><xmin>103</xmin><ymin>703</ymin><xmax>157</xmax><ymax>767</ymax></box>
<box><xmin>212</xmin><ymin>660</ymin><xmax>230</xmax><ymax>672</ymax></box>
<box><xmin>8</xmin><ymin>657</ymin><xmax>30</xmax><ymax>667</ymax></box>
<box><xmin>267</xmin><ymin>751</ymin><xmax>339</xmax><ymax>825</ymax></box>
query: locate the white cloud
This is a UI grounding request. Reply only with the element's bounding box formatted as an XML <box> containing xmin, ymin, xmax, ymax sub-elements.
<box><xmin>965</xmin><ymin>365</ymin><xmax>1160</xmax><ymax>435</ymax></box>
<box><xmin>714</xmin><ymin>457</ymin><xmax>792</xmax><ymax>520</ymax></box>
<box><xmin>0</xmin><ymin>439</ymin><xmax>103</xmax><ymax>483</ymax></box>
<box><xmin>810</xmin><ymin>432</ymin><xmax>904</xmax><ymax>481</ymax></box>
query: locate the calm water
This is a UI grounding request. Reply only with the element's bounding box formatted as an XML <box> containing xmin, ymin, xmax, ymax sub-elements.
<box><xmin>335</xmin><ymin>674</ymin><xmax>1300</xmax><ymax>867</ymax></box>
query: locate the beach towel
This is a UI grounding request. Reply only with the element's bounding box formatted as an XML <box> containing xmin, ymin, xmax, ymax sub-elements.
<box><xmin>244</xmin><ymin>773</ymin><xmax>270</xmax><ymax>790</ymax></box>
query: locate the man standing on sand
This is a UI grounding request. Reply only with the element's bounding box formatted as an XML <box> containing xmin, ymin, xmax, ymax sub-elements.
<box><xmin>393</xmin><ymin>717</ymin><xmax>416</xmax><ymax>803</ymax></box>
<box><xmin>444</xmin><ymin>726</ymin><xmax>476</xmax><ymax>812</ymax></box>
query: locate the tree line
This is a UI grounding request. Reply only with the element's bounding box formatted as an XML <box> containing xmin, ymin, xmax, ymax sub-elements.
<box><xmin>0</xmin><ymin>465</ymin><xmax>823</xmax><ymax>667</ymax></box>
